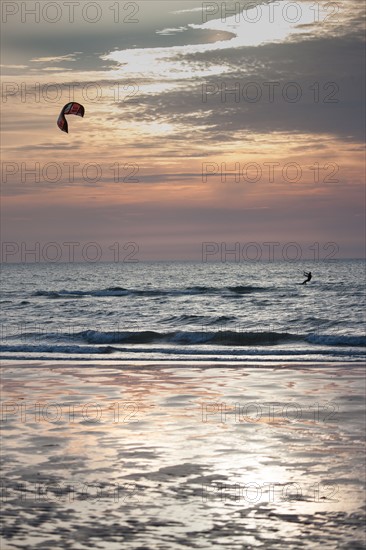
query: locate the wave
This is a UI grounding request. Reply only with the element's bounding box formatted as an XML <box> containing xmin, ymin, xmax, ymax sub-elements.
<box><xmin>33</xmin><ymin>289</ymin><xmax>127</xmax><ymax>298</ymax></box>
<box><xmin>306</xmin><ymin>334</ymin><xmax>366</xmax><ymax>346</ymax></box>
<box><xmin>1</xmin><ymin>344</ymin><xmax>364</xmax><ymax>362</ymax></box>
<box><xmin>227</xmin><ymin>285</ymin><xmax>265</xmax><ymax>294</ymax></box>
<box><xmin>3</xmin><ymin>329</ymin><xmax>365</xmax><ymax>349</ymax></box>
<box><xmin>207</xmin><ymin>315</ymin><xmax>237</xmax><ymax>325</ymax></box>
<box><xmin>171</xmin><ymin>331</ymin><xmax>298</xmax><ymax>346</ymax></box>
<box><xmin>32</xmin><ymin>285</ymin><xmax>268</xmax><ymax>299</ymax></box>
<box><xmin>78</xmin><ymin>330</ymin><xmax>366</xmax><ymax>347</ymax></box>
<box><xmin>162</xmin><ymin>314</ymin><xmax>210</xmax><ymax>324</ymax></box>
<box><xmin>0</xmin><ymin>344</ymin><xmax>115</xmax><ymax>354</ymax></box>
<box><xmin>14</xmin><ymin>329</ymin><xmax>301</xmax><ymax>346</ymax></box>
<box><xmin>161</xmin><ymin>314</ymin><xmax>237</xmax><ymax>325</ymax></box>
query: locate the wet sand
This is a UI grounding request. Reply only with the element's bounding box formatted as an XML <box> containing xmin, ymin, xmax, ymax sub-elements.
<box><xmin>1</xmin><ymin>361</ymin><xmax>365</xmax><ymax>549</ymax></box>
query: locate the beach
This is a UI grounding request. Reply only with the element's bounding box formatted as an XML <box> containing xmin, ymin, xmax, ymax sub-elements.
<box><xmin>1</xmin><ymin>360</ymin><xmax>365</xmax><ymax>549</ymax></box>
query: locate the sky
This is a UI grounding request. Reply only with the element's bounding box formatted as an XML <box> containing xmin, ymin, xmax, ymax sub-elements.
<box><xmin>1</xmin><ymin>0</ymin><xmax>365</xmax><ymax>261</ymax></box>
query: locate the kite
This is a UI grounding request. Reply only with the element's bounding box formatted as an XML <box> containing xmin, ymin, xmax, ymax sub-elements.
<box><xmin>57</xmin><ymin>102</ymin><xmax>85</xmax><ymax>133</ymax></box>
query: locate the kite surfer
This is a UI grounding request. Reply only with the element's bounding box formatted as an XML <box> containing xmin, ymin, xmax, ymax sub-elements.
<box><xmin>301</xmin><ymin>271</ymin><xmax>312</xmax><ymax>285</ymax></box>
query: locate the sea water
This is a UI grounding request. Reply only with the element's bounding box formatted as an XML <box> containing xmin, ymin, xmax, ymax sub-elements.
<box><xmin>1</xmin><ymin>260</ymin><xmax>365</xmax><ymax>363</ymax></box>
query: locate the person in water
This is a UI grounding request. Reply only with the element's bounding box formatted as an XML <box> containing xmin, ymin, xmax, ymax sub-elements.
<box><xmin>301</xmin><ymin>271</ymin><xmax>312</xmax><ymax>285</ymax></box>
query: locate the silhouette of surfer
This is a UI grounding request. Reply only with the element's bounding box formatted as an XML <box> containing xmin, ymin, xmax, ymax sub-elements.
<box><xmin>301</xmin><ymin>271</ymin><xmax>312</xmax><ymax>285</ymax></box>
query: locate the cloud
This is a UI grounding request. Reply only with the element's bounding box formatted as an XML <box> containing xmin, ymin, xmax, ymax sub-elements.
<box><xmin>0</xmin><ymin>64</ymin><xmax>28</xmax><ymax>69</ymax></box>
<box><xmin>7</xmin><ymin>142</ymin><xmax>83</xmax><ymax>152</ymax></box>
<box><xmin>107</xmin><ymin>34</ymin><xmax>365</xmax><ymax>142</ymax></box>
<box><xmin>2</xmin><ymin>186</ymin><xmax>364</xmax><ymax>259</ymax></box>
<box><xmin>38</xmin><ymin>67</ymin><xmax>74</xmax><ymax>72</ymax></box>
<box><xmin>30</xmin><ymin>54</ymin><xmax>78</xmax><ymax>63</ymax></box>
<box><xmin>171</xmin><ymin>7</ymin><xmax>205</xmax><ymax>15</ymax></box>
<box><xmin>156</xmin><ymin>27</ymin><xmax>187</xmax><ymax>36</ymax></box>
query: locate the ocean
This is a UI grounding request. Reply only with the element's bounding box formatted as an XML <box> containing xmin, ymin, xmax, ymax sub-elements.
<box><xmin>1</xmin><ymin>259</ymin><xmax>365</xmax><ymax>363</ymax></box>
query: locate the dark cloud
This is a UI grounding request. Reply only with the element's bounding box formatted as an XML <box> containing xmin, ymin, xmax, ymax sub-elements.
<box><xmin>1</xmin><ymin>1</ymin><xmax>232</xmax><ymax>71</ymax></box>
<box><xmin>8</xmin><ymin>142</ymin><xmax>83</xmax><ymax>152</ymax></box>
<box><xmin>110</xmin><ymin>35</ymin><xmax>365</xmax><ymax>142</ymax></box>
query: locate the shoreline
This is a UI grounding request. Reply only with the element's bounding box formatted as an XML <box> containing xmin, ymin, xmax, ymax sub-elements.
<box><xmin>1</xmin><ymin>359</ymin><xmax>365</xmax><ymax>368</ymax></box>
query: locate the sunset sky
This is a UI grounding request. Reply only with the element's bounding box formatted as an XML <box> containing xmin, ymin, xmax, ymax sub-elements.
<box><xmin>1</xmin><ymin>0</ymin><xmax>365</xmax><ymax>260</ymax></box>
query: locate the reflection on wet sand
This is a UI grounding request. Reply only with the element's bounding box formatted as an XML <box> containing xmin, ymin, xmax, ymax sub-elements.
<box><xmin>1</xmin><ymin>362</ymin><xmax>365</xmax><ymax>549</ymax></box>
